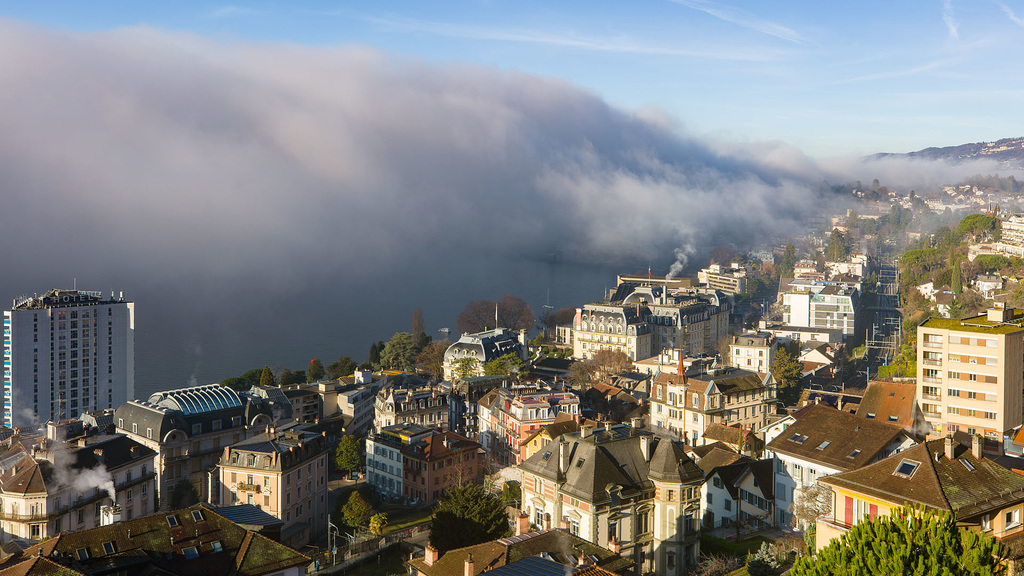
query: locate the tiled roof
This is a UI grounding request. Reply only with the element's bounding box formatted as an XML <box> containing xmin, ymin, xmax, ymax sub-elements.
<box><xmin>408</xmin><ymin>529</ymin><xmax>631</xmax><ymax>576</ymax></box>
<box><xmin>822</xmin><ymin>439</ymin><xmax>1024</xmax><ymax>518</ymax></box>
<box><xmin>854</xmin><ymin>381</ymin><xmax>918</xmax><ymax>429</ymax></box>
<box><xmin>0</xmin><ymin>556</ymin><xmax>84</xmax><ymax>576</ymax></box>
<box><xmin>20</xmin><ymin>504</ymin><xmax>308</xmax><ymax>576</ymax></box>
<box><xmin>693</xmin><ymin>446</ymin><xmax>749</xmax><ymax>475</ymax></box>
<box><xmin>766</xmin><ymin>404</ymin><xmax>907</xmax><ymax>471</ymax></box>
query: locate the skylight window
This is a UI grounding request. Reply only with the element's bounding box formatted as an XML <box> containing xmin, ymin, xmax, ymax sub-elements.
<box><xmin>182</xmin><ymin>546</ymin><xmax>199</xmax><ymax>559</ymax></box>
<box><xmin>888</xmin><ymin>415</ymin><xmax>898</xmax><ymax>422</ymax></box>
<box><xmin>102</xmin><ymin>542</ymin><xmax>116</xmax><ymax>555</ymax></box>
<box><xmin>866</xmin><ymin>413</ymin><xmax>876</xmax><ymax>419</ymax></box>
<box><xmin>541</xmin><ymin>452</ymin><xmax>551</xmax><ymax>461</ymax></box>
<box><xmin>191</xmin><ymin>510</ymin><xmax>205</xmax><ymax>522</ymax></box>
<box><xmin>210</xmin><ymin>541</ymin><xmax>223</xmax><ymax>553</ymax></box>
<box><xmin>816</xmin><ymin>441</ymin><xmax>831</xmax><ymax>451</ymax></box>
<box><xmin>894</xmin><ymin>459</ymin><xmax>920</xmax><ymax>478</ymax></box>
<box><xmin>75</xmin><ymin>548</ymin><xmax>90</xmax><ymax>561</ymax></box>
<box><xmin>961</xmin><ymin>459</ymin><xmax>976</xmax><ymax>472</ymax></box>
<box><xmin>847</xmin><ymin>449</ymin><xmax>861</xmax><ymax>459</ymax></box>
<box><xmin>788</xmin><ymin>433</ymin><xmax>809</xmax><ymax>444</ymax></box>
<box><xmin>166</xmin><ymin>516</ymin><xmax>180</xmax><ymax>528</ymax></box>
<box><xmin>576</xmin><ymin>458</ymin><xmax>585</xmax><ymax>468</ymax></box>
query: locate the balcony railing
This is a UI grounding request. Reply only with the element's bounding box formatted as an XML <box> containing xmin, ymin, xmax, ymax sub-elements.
<box><xmin>237</xmin><ymin>483</ymin><xmax>262</xmax><ymax>493</ymax></box>
<box><xmin>922</xmin><ymin>377</ymin><xmax>941</xmax><ymax>384</ymax></box>
<box><xmin>921</xmin><ymin>359</ymin><xmax>942</xmax><ymax>366</ymax></box>
<box><xmin>922</xmin><ymin>342</ymin><xmax>942</xmax><ymax>349</ymax></box>
<box><xmin>922</xmin><ymin>393</ymin><xmax>941</xmax><ymax>401</ymax></box>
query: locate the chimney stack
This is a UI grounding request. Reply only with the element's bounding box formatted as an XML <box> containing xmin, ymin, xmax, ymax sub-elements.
<box><xmin>464</xmin><ymin>553</ymin><xmax>475</xmax><ymax>576</ymax></box>
<box><xmin>580</xmin><ymin>425</ymin><xmax>593</xmax><ymax>438</ymax></box>
<box><xmin>608</xmin><ymin>535</ymin><xmax>620</xmax><ymax>554</ymax></box>
<box><xmin>945</xmin><ymin>436</ymin><xmax>956</xmax><ymax>459</ymax></box>
<box><xmin>559</xmin><ymin>516</ymin><xmax>570</xmax><ymax>530</ymax></box>
<box><xmin>424</xmin><ymin>545</ymin><xmax>440</xmax><ymax>566</ymax></box>
<box><xmin>516</xmin><ymin>512</ymin><xmax>530</xmax><ymax>536</ymax></box>
<box><xmin>972</xmin><ymin>434</ymin><xmax>984</xmax><ymax>459</ymax></box>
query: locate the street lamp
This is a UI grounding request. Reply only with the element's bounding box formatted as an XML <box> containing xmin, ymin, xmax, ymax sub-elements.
<box><xmin>327</xmin><ymin>518</ymin><xmax>340</xmax><ymax>566</ymax></box>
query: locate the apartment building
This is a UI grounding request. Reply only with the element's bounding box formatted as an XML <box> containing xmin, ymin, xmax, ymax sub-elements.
<box><xmin>697</xmin><ymin>264</ymin><xmax>750</xmax><ymax>295</ymax></box>
<box><xmin>815</xmin><ymin>437</ymin><xmax>1024</xmax><ymax>561</ymax></box>
<box><xmin>476</xmin><ymin>388</ymin><xmax>579</xmax><ymax>466</ymax></box>
<box><xmin>650</xmin><ymin>368</ymin><xmax>776</xmax><ymax>445</ymax></box>
<box><xmin>365</xmin><ymin>423</ymin><xmax>432</xmax><ymax>502</ymax></box>
<box><xmin>218</xmin><ymin>427</ymin><xmax>328</xmax><ymax>548</ymax></box>
<box><xmin>917</xmin><ymin>306</ymin><xmax>1024</xmax><ymax>444</ymax></box>
<box><xmin>401</xmin><ymin>430</ymin><xmax>482</xmax><ymax>506</ymax></box>
<box><xmin>782</xmin><ymin>284</ymin><xmax>860</xmax><ymax>342</ymax></box>
<box><xmin>728</xmin><ymin>332</ymin><xmax>778</xmax><ymax>373</ymax></box>
<box><xmin>114</xmin><ymin>384</ymin><xmax>275</xmax><ymax>509</ymax></box>
<box><xmin>373</xmin><ymin>385</ymin><xmax>449</xmax><ymax>431</ymax></box>
<box><xmin>518</xmin><ymin>422</ymin><xmax>704</xmax><ymax>575</ymax></box>
<box><xmin>442</xmin><ymin>328</ymin><xmax>527</xmax><ymax>380</ymax></box>
<box><xmin>0</xmin><ymin>434</ymin><xmax>156</xmax><ymax>542</ymax></box>
<box><xmin>4</xmin><ymin>289</ymin><xmax>134</xmax><ymax>428</ymax></box>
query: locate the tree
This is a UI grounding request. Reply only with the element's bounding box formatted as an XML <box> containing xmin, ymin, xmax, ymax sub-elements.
<box><xmin>429</xmin><ymin>483</ymin><xmax>510</xmax><ymax>554</ymax></box>
<box><xmin>770</xmin><ymin>348</ymin><xmax>803</xmax><ymax>406</ymax></box>
<box><xmin>259</xmin><ymin>365</ymin><xmax>274</xmax><ymax>388</ymax></box>
<box><xmin>483</xmin><ymin>352</ymin><xmax>525</xmax><ymax>377</ymax></box>
<box><xmin>380</xmin><ymin>332</ymin><xmax>417</xmax><ymax>372</ymax></box>
<box><xmin>327</xmin><ymin>356</ymin><xmax>358</xmax><ymax>380</ymax></box>
<box><xmin>341</xmin><ymin>491</ymin><xmax>372</xmax><ymax>528</ymax></box>
<box><xmin>416</xmin><ymin>339</ymin><xmax>450</xmax><ymax>379</ymax></box>
<box><xmin>826</xmin><ymin>229</ymin><xmax>851</xmax><ymax>261</ymax></box>
<box><xmin>334</xmin><ymin>435</ymin><xmax>362</xmax><ymax>473</ymax></box>
<box><xmin>368</xmin><ymin>341</ymin><xmax>383</xmax><ymax>369</ymax></box>
<box><xmin>567</xmin><ymin>349</ymin><xmax>633</xmax><ymax>389</ymax></box>
<box><xmin>307</xmin><ymin>357</ymin><xmax>326</xmax><ymax>383</ymax></box>
<box><xmin>279</xmin><ymin>368</ymin><xmax>305</xmax><ymax>386</ymax></box>
<box><xmin>411</xmin><ymin>307</ymin><xmax>425</xmax><ymax>338</ymax></box>
<box><xmin>790</xmin><ymin>506</ymin><xmax>1006</xmax><ymax>576</ymax></box>
<box><xmin>541</xmin><ymin>307</ymin><xmax>576</xmax><ymax>332</ymax></box>
<box><xmin>791</xmin><ymin>482</ymin><xmax>832</xmax><ymax>528</ymax></box>
<box><xmin>951</xmin><ymin>261</ymin><xmax>963</xmax><ymax>294</ymax></box>
<box><xmin>369</xmin><ymin>513</ymin><xmax>389</xmax><ymax>535</ymax></box>
<box><xmin>451</xmin><ymin>357</ymin><xmax>480</xmax><ymax>379</ymax></box>
<box><xmin>779</xmin><ymin>243</ymin><xmax>797</xmax><ymax>278</ymax></box>
<box><xmin>169</xmin><ymin>479</ymin><xmax>200</xmax><ymax>509</ymax></box>
<box><xmin>746</xmin><ymin>542</ymin><xmax>780</xmax><ymax>576</ymax></box>
<box><xmin>457</xmin><ymin>295</ymin><xmax>535</xmax><ymax>334</ymax></box>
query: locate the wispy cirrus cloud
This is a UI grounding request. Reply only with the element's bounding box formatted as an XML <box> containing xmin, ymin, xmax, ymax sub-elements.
<box><xmin>362</xmin><ymin>15</ymin><xmax>784</xmax><ymax>61</ymax></box>
<box><xmin>667</xmin><ymin>0</ymin><xmax>807</xmax><ymax>45</ymax></box>
<box><xmin>837</xmin><ymin>58</ymin><xmax>950</xmax><ymax>84</ymax></box>
<box><xmin>999</xmin><ymin>2</ymin><xmax>1024</xmax><ymax>27</ymax></box>
<box><xmin>942</xmin><ymin>0</ymin><xmax>959</xmax><ymax>39</ymax></box>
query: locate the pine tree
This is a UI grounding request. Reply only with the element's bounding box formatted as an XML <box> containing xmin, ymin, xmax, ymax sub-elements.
<box><xmin>430</xmin><ymin>483</ymin><xmax>510</xmax><ymax>554</ymax></box>
<box><xmin>307</xmin><ymin>357</ymin><xmax>326</xmax><ymax>382</ymax></box>
<box><xmin>952</xmin><ymin>261</ymin><xmax>963</xmax><ymax>294</ymax></box>
<box><xmin>790</xmin><ymin>506</ymin><xmax>1005</xmax><ymax>576</ymax></box>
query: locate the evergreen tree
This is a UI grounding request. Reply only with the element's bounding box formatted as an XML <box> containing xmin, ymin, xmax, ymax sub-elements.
<box><xmin>368</xmin><ymin>341</ymin><xmax>383</xmax><ymax>368</ymax></box>
<box><xmin>791</xmin><ymin>506</ymin><xmax>1005</xmax><ymax>576</ymax></box>
<box><xmin>952</xmin><ymin>261</ymin><xmax>963</xmax><ymax>294</ymax></box>
<box><xmin>327</xmin><ymin>356</ymin><xmax>358</xmax><ymax>380</ymax></box>
<box><xmin>771</xmin><ymin>348</ymin><xmax>803</xmax><ymax>406</ymax></box>
<box><xmin>780</xmin><ymin>243</ymin><xmax>797</xmax><ymax>278</ymax></box>
<box><xmin>307</xmin><ymin>357</ymin><xmax>326</xmax><ymax>382</ymax></box>
<box><xmin>430</xmin><ymin>483</ymin><xmax>511</xmax><ymax>554</ymax></box>
<box><xmin>381</xmin><ymin>332</ymin><xmax>417</xmax><ymax>372</ymax></box>
<box><xmin>259</xmin><ymin>365</ymin><xmax>274</xmax><ymax>388</ymax></box>
<box><xmin>169</xmin><ymin>479</ymin><xmax>200</xmax><ymax>509</ymax></box>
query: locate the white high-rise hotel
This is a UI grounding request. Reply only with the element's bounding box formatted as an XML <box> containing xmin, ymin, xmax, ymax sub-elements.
<box><xmin>3</xmin><ymin>289</ymin><xmax>134</xmax><ymax>428</ymax></box>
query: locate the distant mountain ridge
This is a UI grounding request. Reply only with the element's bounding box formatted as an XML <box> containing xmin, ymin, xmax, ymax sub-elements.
<box><xmin>871</xmin><ymin>136</ymin><xmax>1024</xmax><ymax>168</ymax></box>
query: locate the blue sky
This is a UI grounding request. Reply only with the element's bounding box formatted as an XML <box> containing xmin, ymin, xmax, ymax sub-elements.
<box><xmin>4</xmin><ymin>0</ymin><xmax>1024</xmax><ymax>157</ymax></box>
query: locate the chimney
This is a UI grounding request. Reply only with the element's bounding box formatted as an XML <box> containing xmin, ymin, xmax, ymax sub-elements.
<box><xmin>424</xmin><ymin>545</ymin><xmax>440</xmax><ymax>566</ymax></box>
<box><xmin>93</xmin><ymin>448</ymin><xmax>104</xmax><ymax>463</ymax></box>
<box><xmin>543</xmin><ymin>513</ymin><xmax>551</xmax><ymax>530</ymax></box>
<box><xmin>608</xmin><ymin>535</ymin><xmax>620</xmax><ymax>554</ymax></box>
<box><xmin>945</xmin><ymin>436</ymin><xmax>956</xmax><ymax>459</ymax></box>
<box><xmin>639</xmin><ymin>435</ymin><xmax>651</xmax><ymax>460</ymax></box>
<box><xmin>580</xmin><ymin>425</ymin><xmax>593</xmax><ymax>438</ymax></box>
<box><xmin>465</xmin><ymin>553</ymin><xmax>475</xmax><ymax>576</ymax></box>
<box><xmin>516</xmin><ymin>512</ymin><xmax>530</xmax><ymax>536</ymax></box>
<box><xmin>972</xmin><ymin>435</ymin><xmax>984</xmax><ymax>459</ymax></box>
<box><xmin>630</xmin><ymin>417</ymin><xmax>642</xmax><ymax>429</ymax></box>
<box><xmin>559</xmin><ymin>516</ymin><xmax>570</xmax><ymax>530</ymax></box>
<box><xmin>559</xmin><ymin>439</ymin><xmax>571</xmax><ymax>476</ymax></box>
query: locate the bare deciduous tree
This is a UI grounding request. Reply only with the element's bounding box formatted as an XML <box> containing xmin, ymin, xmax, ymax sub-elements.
<box><xmin>457</xmin><ymin>295</ymin><xmax>534</xmax><ymax>334</ymax></box>
<box><xmin>791</xmin><ymin>482</ymin><xmax>833</xmax><ymax>529</ymax></box>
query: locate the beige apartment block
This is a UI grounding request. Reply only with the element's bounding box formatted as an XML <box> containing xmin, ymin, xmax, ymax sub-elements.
<box><xmin>917</xmin><ymin>306</ymin><xmax>1024</xmax><ymax>446</ymax></box>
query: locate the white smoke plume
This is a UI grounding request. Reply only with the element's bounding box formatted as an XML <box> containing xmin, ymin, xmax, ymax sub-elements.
<box><xmin>666</xmin><ymin>243</ymin><xmax>696</xmax><ymax>280</ymax></box>
<box><xmin>50</xmin><ymin>447</ymin><xmax>116</xmax><ymax>503</ymax></box>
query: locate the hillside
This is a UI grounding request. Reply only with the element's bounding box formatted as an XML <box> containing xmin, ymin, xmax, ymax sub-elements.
<box><xmin>871</xmin><ymin>136</ymin><xmax>1024</xmax><ymax>168</ymax></box>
